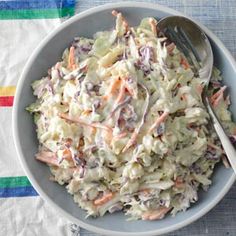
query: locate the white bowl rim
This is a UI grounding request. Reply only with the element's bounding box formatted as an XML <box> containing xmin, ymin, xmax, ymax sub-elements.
<box><xmin>12</xmin><ymin>2</ymin><xmax>236</xmax><ymax>236</ymax></box>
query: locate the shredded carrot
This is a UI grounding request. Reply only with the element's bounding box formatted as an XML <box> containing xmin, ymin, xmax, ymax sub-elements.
<box><xmin>222</xmin><ymin>155</ymin><xmax>230</xmax><ymax>168</ymax></box>
<box><xmin>181</xmin><ymin>94</ymin><xmax>187</xmax><ymax>101</ymax></box>
<box><xmin>149</xmin><ymin>18</ymin><xmax>158</xmax><ymax>37</ymax></box>
<box><xmin>59</xmin><ymin>113</ymin><xmax>112</xmax><ymax>132</ymax></box>
<box><xmin>103</xmin><ymin>129</ymin><xmax>113</xmax><ymax>145</ymax></box>
<box><xmin>91</xmin><ymin>127</ymin><xmax>97</xmax><ymax>135</ymax></box>
<box><xmin>77</xmin><ymin>137</ymin><xmax>85</xmax><ymax>150</ymax></box>
<box><xmin>166</xmin><ymin>42</ymin><xmax>176</xmax><ymax>53</ymax></box>
<box><xmin>103</xmin><ymin>78</ymin><xmax>121</xmax><ymax>101</ymax></box>
<box><xmin>68</xmin><ymin>46</ymin><xmax>77</xmax><ymax>70</ymax></box>
<box><xmin>180</xmin><ymin>56</ymin><xmax>190</xmax><ymax>70</ymax></box>
<box><xmin>81</xmin><ymin>65</ymin><xmax>88</xmax><ymax>73</ymax></box>
<box><xmin>86</xmin><ymin>127</ymin><xmax>96</xmax><ymax>144</ymax></box>
<box><xmin>36</xmin><ymin>151</ymin><xmax>59</xmax><ymax>166</ymax></box>
<box><xmin>115</xmin><ymin>81</ymin><xmax>126</xmax><ymax>104</ymax></box>
<box><xmin>93</xmin><ymin>192</ymin><xmax>114</xmax><ymax>206</ymax></box>
<box><xmin>111</xmin><ymin>10</ymin><xmax>129</xmax><ymax>32</ymax></box>
<box><xmin>65</xmin><ymin>138</ymin><xmax>73</xmax><ymax>147</ymax></box>
<box><xmin>207</xmin><ymin>142</ymin><xmax>222</xmax><ymax>151</ymax></box>
<box><xmin>93</xmin><ymin>123</ymin><xmax>113</xmax><ymax>132</ymax></box>
<box><xmin>79</xmin><ymin>137</ymin><xmax>84</xmax><ymax>146</ymax></box>
<box><xmin>62</xmin><ymin>149</ymin><xmax>72</xmax><ymax>160</ymax></box>
<box><xmin>59</xmin><ymin>113</ymin><xmax>87</xmax><ymax>126</ymax></box>
<box><xmin>81</xmin><ymin>109</ymin><xmax>92</xmax><ymax>116</ymax></box>
<box><xmin>120</xmin><ymin>77</ymin><xmax>136</xmax><ymax>98</ymax></box>
<box><xmin>174</xmin><ymin>177</ymin><xmax>185</xmax><ymax>188</ymax></box>
<box><xmin>210</xmin><ymin>86</ymin><xmax>227</xmax><ymax>104</ymax></box>
<box><xmin>187</xmin><ymin>123</ymin><xmax>200</xmax><ymax>133</ymax></box>
<box><xmin>139</xmin><ymin>188</ymin><xmax>151</xmax><ymax>196</ymax></box>
<box><xmin>210</xmin><ymin>85</ymin><xmax>227</xmax><ymax>108</ymax></box>
<box><xmin>196</xmin><ymin>84</ymin><xmax>203</xmax><ymax>96</ymax></box>
<box><xmin>212</xmin><ymin>93</ymin><xmax>224</xmax><ymax>108</ymax></box>
<box><xmin>122</xmin><ymin>131</ymin><xmax>138</xmax><ymax>153</ymax></box>
<box><xmin>149</xmin><ymin>207</ymin><xmax>171</xmax><ymax>220</ymax></box>
<box><xmin>109</xmin><ymin>78</ymin><xmax>121</xmax><ymax>93</ymax></box>
<box><xmin>142</xmin><ymin>207</ymin><xmax>171</xmax><ymax>221</ymax></box>
<box><xmin>141</xmin><ymin>212</ymin><xmax>151</xmax><ymax>221</ymax></box>
<box><xmin>113</xmin><ymin>131</ymin><xmax>127</xmax><ymax>141</ymax></box>
<box><xmin>111</xmin><ymin>10</ymin><xmax>119</xmax><ymax>16</ymax></box>
<box><xmin>148</xmin><ymin>111</ymin><xmax>169</xmax><ymax>133</ymax></box>
<box><xmin>103</xmin><ymin>76</ymin><xmax>135</xmax><ymax>103</ymax></box>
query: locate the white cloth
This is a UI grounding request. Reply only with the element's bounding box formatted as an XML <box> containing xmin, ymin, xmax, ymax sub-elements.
<box><xmin>0</xmin><ymin>17</ymin><xmax>79</xmax><ymax>236</ymax></box>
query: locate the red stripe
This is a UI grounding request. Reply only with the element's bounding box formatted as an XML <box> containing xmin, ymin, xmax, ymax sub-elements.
<box><xmin>0</xmin><ymin>96</ymin><xmax>14</xmax><ymax>107</ymax></box>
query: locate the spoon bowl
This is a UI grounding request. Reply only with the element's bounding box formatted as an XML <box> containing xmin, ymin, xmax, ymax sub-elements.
<box><xmin>157</xmin><ymin>15</ymin><xmax>236</xmax><ymax>174</ymax></box>
<box><xmin>158</xmin><ymin>16</ymin><xmax>213</xmax><ymax>83</ymax></box>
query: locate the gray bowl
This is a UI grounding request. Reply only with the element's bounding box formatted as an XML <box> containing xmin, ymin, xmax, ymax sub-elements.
<box><xmin>13</xmin><ymin>2</ymin><xmax>236</xmax><ymax>236</ymax></box>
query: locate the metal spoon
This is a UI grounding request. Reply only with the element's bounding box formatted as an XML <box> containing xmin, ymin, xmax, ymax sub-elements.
<box><xmin>157</xmin><ymin>16</ymin><xmax>236</xmax><ymax>173</ymax></box>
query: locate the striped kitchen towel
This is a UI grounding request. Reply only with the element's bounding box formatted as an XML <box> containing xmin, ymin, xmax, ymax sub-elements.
<box><xmin>0</xmin><ymin>1</ymin><xmax>80</xmax><ymax>236</ymax></box>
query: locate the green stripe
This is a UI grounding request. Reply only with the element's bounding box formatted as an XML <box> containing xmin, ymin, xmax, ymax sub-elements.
<box><xmin>0</xmin><ymin>176</ymin><xmax>32</xmax><ymax>188</ymax></box>
<box><xmin>0</xmin><ymin>8</ymin><xmax>75</xmax><ymax>20</ymax></box>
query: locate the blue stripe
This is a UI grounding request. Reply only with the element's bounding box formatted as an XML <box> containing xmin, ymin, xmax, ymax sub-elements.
<box><xmin>0</xmin><ymin>186</ymin><xmax>38</xmax><ymax>198</ymax></box>
<box><xmin>0</xmin><ymin>0</ymin><xmax>75</xmax><ymax>10</ymax></box>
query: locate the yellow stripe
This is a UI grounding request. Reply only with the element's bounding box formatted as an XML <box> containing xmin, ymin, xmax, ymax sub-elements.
<box><xmin>0</xmin><ymin>86</ymin><xmax>16</xmax><ymax>96</ymax></box>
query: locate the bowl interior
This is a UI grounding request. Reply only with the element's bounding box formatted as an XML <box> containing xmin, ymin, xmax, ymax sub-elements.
<box><xmin>14</xmin><ymin>4</ymin><xmax>236</xmax><ymax>236</ymax></box>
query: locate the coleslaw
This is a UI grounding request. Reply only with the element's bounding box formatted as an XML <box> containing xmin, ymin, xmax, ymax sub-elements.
<box><xmin>27</xmin><ymin>11</ymin><xmax>236</xmax><ymax>220</ymax></box>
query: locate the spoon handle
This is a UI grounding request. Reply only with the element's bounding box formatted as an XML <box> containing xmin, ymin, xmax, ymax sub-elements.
<box><xmin>205</xmin><ymin>96</ymin><xmax>236</xmax><ymax>173</ymax></box>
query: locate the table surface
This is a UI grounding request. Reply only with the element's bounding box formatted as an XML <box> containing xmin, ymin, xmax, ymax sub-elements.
<box><xmin>76</xmin><ymin>0</ymin><xmax>236</xmax><ymax>235</ymax></box>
